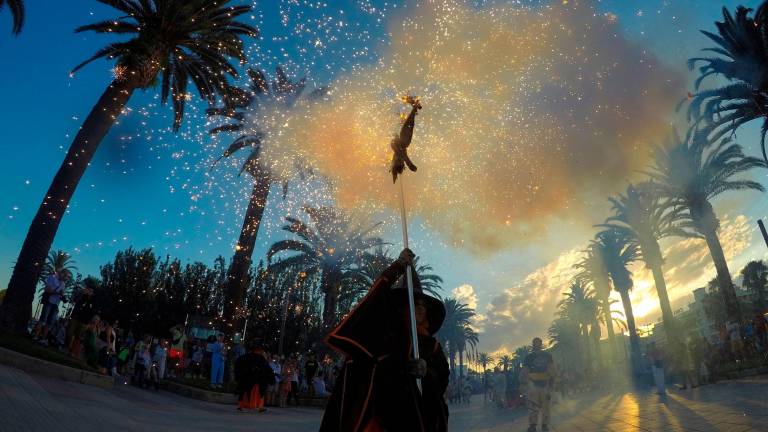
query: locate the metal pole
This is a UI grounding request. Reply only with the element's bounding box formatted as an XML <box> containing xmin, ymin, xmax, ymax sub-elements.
<box><xmin>398</xmin><ymin>176</ymin><xmax>422</xmax><ymax>393</ymax></box>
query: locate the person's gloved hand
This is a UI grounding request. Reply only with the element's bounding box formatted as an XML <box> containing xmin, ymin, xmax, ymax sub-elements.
<box><xmin>382</xmin><ymin>248</ymin><xmax>415</xmax><ymax>281</ymax></box>
<box><xmin>395</xmin><ymin>248</ymin><xmax>415</xmax><ymax>269</ymax></box>
<box><xmin>407</xmin><ymin>358</ymin><xmax>427</xmax><ymax>378</ymax></box>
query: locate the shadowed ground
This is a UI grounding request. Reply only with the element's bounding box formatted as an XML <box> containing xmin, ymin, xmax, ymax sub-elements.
<box><xmin>1</xmin><ymin>363</ymin><xmax>767</xmax><ymax>431</ymax></box>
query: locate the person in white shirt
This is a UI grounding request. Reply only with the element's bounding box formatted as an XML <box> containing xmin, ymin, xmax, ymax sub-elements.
<box><xmin>34</xmin><ymin>270</ymin><xmax>69</xmax><ymax>344</ymax></box>
<box><xmin>267</xmin><ymin>355</ymin><xmax>282</xmax><ymax>406</ymax></box>
<box><xmin>153</xmin><ymin>340</ymin><xmax>168</xmax><ymax>380</ymax></box>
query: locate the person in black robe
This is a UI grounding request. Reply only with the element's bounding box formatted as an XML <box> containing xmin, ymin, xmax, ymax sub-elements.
<box><xmin>235</xmin><ymin>343</ymin><xmax>273</xmax><ymax>412</ymax></box>
<box><xmin>319</xmin><ymin>248</ymin><xmax>449</xmax><ymax>432</ymax></box>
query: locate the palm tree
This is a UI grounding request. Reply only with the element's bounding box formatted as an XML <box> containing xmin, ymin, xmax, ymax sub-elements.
<box><xmin>208</xmin><ymin>67</ymin><xmax>327</xmax><ymax>332</ymax></box>
<box><xmin>558</xmin><ymin>280</ymin><xmax>600</xmax><ymax>369</ymax></box>
<box><xmin>497</xmin><ymin>354</ymin><xmax>514</xmax><ymax>373</ymax></box>
<box><xmin>513</xmin><ymin>346</ymin><xmax>531</xmax><ymax>368</ymax></box>
<box><xmin>575</xmin><ymin>244</ymin><xmax>619</xmax><ymax>360</ymax></box>
<box><xmin>601</xmin><ymin>183</ymin><xmax>697</xmax><ymax>346</ymax></box>
<box><xmin>741</xmin><ymin>260</ymin><xmax>768</xmax><ymax>311</ymax></box>
<box><xmin>647</xmin><ymin>127</ymin><xmax>765</xmax><ymax>322</ymax></box>
<box><xmin>267</xmin><ymin>206</ymin><xmax>384</xmax><ymax>329</ymax></box>
<box><xmin>438</xmin><ymin>298</ymin><xmax>475</xmax><ymax>379</ymax></box>
<box><xmin>477</xmin><ymin>352</ymin><xmax>494</xmax><ymax>401</ymax></box>
<box><xmin>0</xmin><ymin>0</ymin><xmax>257</xmax><ymax>333</ymax></box>
<box><xmin>1</xmin><ymin>0</ymin><xmax>23</xmax><ymax>34</ymax></box>
<box><xmin>41</xmin><ymin>250</ymin><xmax>78</xmax><ymax>282</ymax></box>
<box><xmin>593</xmin><ymin>229</ymin><xmax>642</xmax><ymax>370</ymax></box>
<box><xmin>686</xmin><ymin>3</ymin><xmax>768</xmax><ymax>163</ymax></box>
<box><xmin>348</xmin><ymin>248</ymin><xmax>443</xmax><ymax>297</ymax></box>
<box><xmin>457</xmin><ymin>326</ymin><xmax>478</xmax><ymax>387</ymax></box>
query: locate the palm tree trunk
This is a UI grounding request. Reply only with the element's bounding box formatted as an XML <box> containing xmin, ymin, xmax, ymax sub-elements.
<box><xmin>598</xmin><ymin>288</ymin><xmax>617</xmax><ymax>361</ymax></box>
<box><xmin>702</xmin><ymin>226</ymin><xmax>740</xmax><ymax>322</ymax></box>
<box><xmin>0</xmin><ymin>80</ymin><xmax>135</xmax><ymax>333</ymax></box>
<box><xmin>223</xmin><ymin>175</ymin><xmax>271</xmax><ymax>335</ymax></box>
<box><xmin>618</xmin><ymin>289</ymin><xmax>641</xmax><ymax>371</ymax></box>
<box><xmin>459</xmin><ymin>349</ymin><xmax>464</xmax><ymax>390</ymax></box>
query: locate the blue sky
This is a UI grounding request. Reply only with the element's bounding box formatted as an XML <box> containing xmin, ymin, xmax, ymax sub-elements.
<box><xmin>2</xmin><ymin>0</ymin><xmax>768</xmax><ymax>354</ymax></box>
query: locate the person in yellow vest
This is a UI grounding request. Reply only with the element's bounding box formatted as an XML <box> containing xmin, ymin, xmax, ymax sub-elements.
<box><xmin>520</xmin><ymin>337</ymin><xmax>556</xmax><ymax>432</ymax></box>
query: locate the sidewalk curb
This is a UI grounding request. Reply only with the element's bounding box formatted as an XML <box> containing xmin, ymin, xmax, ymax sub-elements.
<box><xmin>0</xmin><ymin>346</ymin><xmax>114</xmax><ymax>389</ymax></box>
<box><xmin>161</xmin><ymin>380</ymin><xmax>238</xmax><ymax>405</ymax></box>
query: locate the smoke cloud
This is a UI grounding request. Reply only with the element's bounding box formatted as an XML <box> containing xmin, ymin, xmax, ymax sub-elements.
<box><xmin>261</xmin><ymin>0</ymin><xmax>684</xmax><ymax>254</ymax></box>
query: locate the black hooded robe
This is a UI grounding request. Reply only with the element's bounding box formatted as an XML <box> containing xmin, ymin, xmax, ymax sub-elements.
<box><xmin>319</xmin><ymin>272</ymin><xmax>449</xmax><ymax>432</ymax></box>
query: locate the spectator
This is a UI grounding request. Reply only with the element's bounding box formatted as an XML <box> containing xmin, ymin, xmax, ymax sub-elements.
<box><xmin>66</xmin><ymin>281</ymin><xmax>97</xmax><ymax>358</ymax></box>
<box><xmin>154</xmin><ymin>340</ymin><xmax>168</xmax><ymax>380</ymax></box>
<box><xmin>82</xmin><ymin>315</ymin><xmax>101</xmax><ymax>369</ymax></box>
<box><xmin>267</xmin><ymin>354</ymin><xmax>282</xmax><ymax>406</ymax></box>
<box><xmin>134</xmin><ymin>342</ymin><xmax>152</xmax><ymax>389</ymax></box>
<box><xmin>33</xmin><ymin>270</ymin><xmax>69</xmax><ymax>344</ymax></box>
<box><xmin>305</xmin><ymin>353</ymin><xmax>319</xmax><ymax>397</ymax></box>
<box><xmin>208</xmin><ymin>334</ymin><xmax>226</xmax><ymax>388</ymax></box>
<box><xmin>313</xmin><ymin>372</ymin><xmax>330</xmax><ymax>397</ymax></box>
<box><xmin>191</xmin><ymin>343</ymin><xmax>204</xmax><ymax>379</ymax></box>
<box><xmin>648</xmin><ymin>343</ymin><xmax>666</xmax><ymax>395</ymax></box>
<box><xmin>521</xmin><ymin>337</ymin><xmax>556</xmax><ymax>432</ymax></box>
<box><xmin>168</xmin><ymin>325</ymin><xmax>186</xmax><ymax>378</ymax></box>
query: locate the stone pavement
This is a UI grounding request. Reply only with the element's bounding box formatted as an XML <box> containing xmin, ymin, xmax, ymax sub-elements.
<box><xmin>450</xmin><ymin>377</ymin><xmax>768</xmax><ymax>432</ymax></box>
<box><xmin>2</xmin><ymin>362</ymin><xmax>767</xmax><ymax>431</ymax></box>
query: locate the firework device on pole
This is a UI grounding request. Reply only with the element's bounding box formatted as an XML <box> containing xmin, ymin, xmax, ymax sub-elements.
<box><xmin>391</xmin><ymin>94</ymin><xmax>422</xmax><ymax>393</ymax></box>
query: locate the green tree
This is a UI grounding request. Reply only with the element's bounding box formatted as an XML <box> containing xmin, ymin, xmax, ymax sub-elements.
<box><xmin>593</xmin><ymin>229</ymin><xmax>642</xmax><ymax>370</ymax></box>
<box><xmin>513</xmin><ymin>346</ymin><xmax>531</xmax><ymax>368</ymax></box>
<box><xmin>0</xmin><ymin>0</ymin><xmax>258</xmax><ymax>333</ymax></box>
<box><xmin>686</xmin><ymin>2</ymin><xmax>768</xmax><ymax>162</ymax></box>
<box><xmin>208</xmin><ymin>67</ymin><xmax>328</xmax><ymax>334</ymax></box>
<box><xmin>601</xmin><ymin>183</ymin><xmax>697</xmax><ymax>348</ymax></box>
<box><xmin>1</xmin><ymin>0</ymin><xmax>23</xmax><ymax>35</ymax></box>
<box><xmin>477</xmin><ymin>352</ymin><xmax>494</xmax><ymax>401</ymax></box>
<box><xmin>741</xmin><ymin>260</ymin><xmax>768</xmax><ymax>311</ymax></box>
<box><xmin>647</xmin><ymin>127</ymin><xmax>765</xmax><ymax>323</ymax></box>
<box><xmin>267</xmin><ymin>206</ymin><xmax>384</xmax><ymax>329</ymax></box>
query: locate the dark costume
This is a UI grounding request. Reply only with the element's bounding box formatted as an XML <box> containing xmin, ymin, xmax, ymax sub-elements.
<box><xmin>319</xmin><ymin>262</ymin><xmax>449</xmax><ymax>432</ymax></box>
<box><xmin>390</xmin><ymin>99</ymin><xmax>421</xmax><ymax>183</ymax></box>
<box><xmin>234</xmin><ymin>350</ymin><xmax>273</xmax><ymax>409</ymax></box>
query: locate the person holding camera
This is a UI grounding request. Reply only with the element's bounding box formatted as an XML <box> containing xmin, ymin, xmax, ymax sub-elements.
<box><xmin>33</xmin><ymin>270</ymin><xmax>70</xmax><ymax>345</ymax></box>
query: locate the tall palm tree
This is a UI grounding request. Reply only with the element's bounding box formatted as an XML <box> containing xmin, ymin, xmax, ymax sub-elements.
<box><xmin>647</xmin><ymin>127</ymin><xmax>765</xmax><ymax>322</ymax></box>
<box><xmin>0</xmin><ymin>0</ymin><xmax>257</xmax><ymax>333</ymax></box>
<box><xmin>558</xmin><ymin>280</ymin><xmax>600</xmax><ymax>368</ymax></box>
<box><xmin>601</xmin><ymin>183</ymin><xmax>698</xmax><ymax>346</ymax></box>
<box><xmin>457</xmin><ymin>326</ymin><xmax>478</xmax><ymax>387</ymax></box>
<box><xmin>208</xmin><ymin>67</ymin><xmax>327</xmax><ymax>332</ymax></box>
<box><xmin>438</xmin><ymin>297</ymin><xmax>475</xmax><ymax>378</ymax></box>
<box><xmin>686</xmin><ymin>2</ymin><xmax>768</xmax><ymax>163</ymax></box>
<box><xmin>741</xmin><ymin>260</ymin><xmax>768</xmax><ymax>311</ymax></box>
<box><xmin>575</xmin><ymin>244</ymin><xmax>618</xmax><ymax>360</ymax></box>
<box><xmin>593</xmin><ymin>229</ymin><xmax>642</xmax><ymax>370</ymax></box>
<box><xmin>1</xmin><ymin>0</ymin><xmax>23</xmax><ymax>34</ymax></box>
<box><xmin>267</xmin><ymin>206</ymin><xmax>384</xmax><ymax>329</ymax></box>
<box><xmin>478</xmin><ymin>352</ymin><xmax>494</xmax><ymax>401</ymax></box>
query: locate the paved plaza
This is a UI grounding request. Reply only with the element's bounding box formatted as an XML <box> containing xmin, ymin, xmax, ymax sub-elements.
<box><xmin>1</xmin><ymin>363</ymin><xmax>767</xmax><ymax>431</ymax></box>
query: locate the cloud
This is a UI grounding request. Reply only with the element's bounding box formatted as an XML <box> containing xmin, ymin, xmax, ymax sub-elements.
<box><xmin>452</xmin><ymin>284</ymin><xmax>478</xmax><ymax>310</ymax></box>
<box><xmin>258</xmin><ymin>0</ymin><xmax>684</xmax><ymax>254</ymax></box>
<box><xmin>480</xmin><ymin>248</ymin><xmax>582</xmax><ymax>352</ymax></box>
<box><xmin>477</xmin><ymin>214</ymin><xmax>754</xmax><ymax>352</ymax></box>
